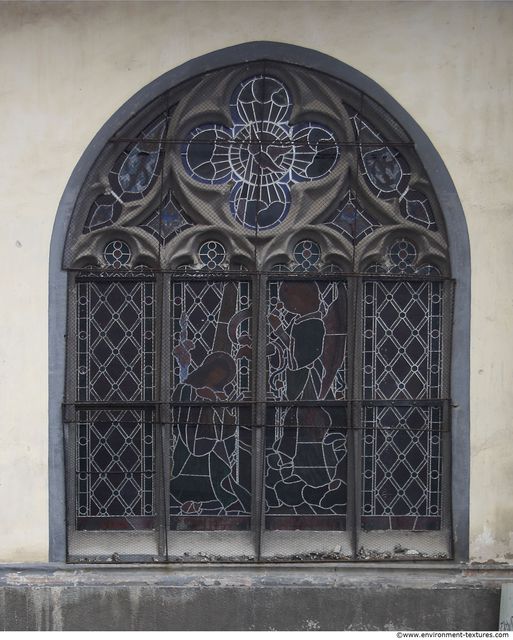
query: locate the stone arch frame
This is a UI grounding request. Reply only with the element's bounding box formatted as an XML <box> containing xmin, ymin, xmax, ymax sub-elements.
<box><xmin>49</xmin><ymin>42</ymin><xmax>470</xmax><ymax>562</ymax></box>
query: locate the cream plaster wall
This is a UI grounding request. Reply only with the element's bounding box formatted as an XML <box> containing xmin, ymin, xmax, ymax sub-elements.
<box><xmin>0</xmin><ymin>0</ymin><xmax>511</xmax><ymax>562</ymax></box>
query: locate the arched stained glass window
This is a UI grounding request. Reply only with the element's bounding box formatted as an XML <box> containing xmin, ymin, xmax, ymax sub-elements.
<box><xmin>62</xmin><ymin>58</ymin><xmax>456</xmax><ymax>563</ymax></box>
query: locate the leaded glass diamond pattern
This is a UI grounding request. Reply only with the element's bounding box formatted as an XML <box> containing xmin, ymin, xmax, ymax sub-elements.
<box><xmin>76</xmin><ymin>409</ymin><xmax>154</xmax><ymax>521</ymax></box>
<box><xmin>77</xmin><ymin>280</ymin><xmax>155</xmax><ymax>402</ymax></box>
<box><xmin>362</xmin><ymin>405</ymin><xmax>442</xmax><ymax>527</ymax></box>
<box><xmin>363</xmin><ymin>280</ymin><xmax>442</xmax><ymax>400</ymax></box>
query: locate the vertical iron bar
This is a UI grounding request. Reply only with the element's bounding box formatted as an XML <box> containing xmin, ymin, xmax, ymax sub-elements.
<box><xmin>254</xmin><ymin>63</ymin><xmax>267</xmax><ymax>562</ymax></box>
<box><xmin>154</xmin><ymin>271</ymin><xmax>168</xmax><ymax>560</ymax></box>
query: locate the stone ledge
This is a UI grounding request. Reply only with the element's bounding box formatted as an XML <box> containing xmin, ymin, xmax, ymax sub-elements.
<box><xmin>0</xmin><ymin>563</ymin><xmax>510</xmax><ymax>630</ymax></box>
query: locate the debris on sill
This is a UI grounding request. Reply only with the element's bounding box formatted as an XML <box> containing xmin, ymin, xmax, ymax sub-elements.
<box><xmin>358</xmin><ymin>546</ymin><xmax>449</xmax><ymax>560</ymax></box>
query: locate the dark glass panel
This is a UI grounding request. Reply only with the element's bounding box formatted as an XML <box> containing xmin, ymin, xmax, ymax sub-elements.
<box><xmin>171</xmin><ymin>280</ymin><xmax>252</xmax><ymax>402</ymax></box>
<box><xmin>265</xmin><ymin>406</ymin><xmax>348</xmax><ymax>529</ymax></box>
<box><xmin>169</xmin><ymin>407</ymin><xmax>252</xmax><ymax>530</ymax></box>
<box><xmin>77</xmin><ymin>280</ymin><xmax>155</xmax><ymax>402</ymax></box>
<box><xmin>76</xmin><ymin>409</ymin><xmax>154</xmax><ymax>530</ymax></box>
<box><xmin>267</xmin><ymin>280</ymin><xmax>347</xmax><ymax>401</ymax></box>
<box><xmin>363</xmin><ymin>280</ymin><xmax>442</xmax><ymax>400</ymax></box>
<box><xmin>361</xmin><ymin>404</ymin><xmax>442</xmax><ymax>531</ymax></box>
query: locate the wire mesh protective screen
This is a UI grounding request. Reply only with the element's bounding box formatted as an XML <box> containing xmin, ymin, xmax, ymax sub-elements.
<box><xmin>63</xmin><ymin>61</ymin><xmax>454</xmax><ymax>563</ymax></box>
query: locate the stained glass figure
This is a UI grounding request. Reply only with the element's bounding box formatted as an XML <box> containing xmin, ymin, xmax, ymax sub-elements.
<box><xmin>265</xmin><ymin>406</ymin><xmax>348</xmax><ymax>529</ymax></box>
<box><xmin>183</xmin><ymin>75</ymin><xmax>339</xmax><ymax>230</ymax></box>
<box><xmin>169</xmin><ymin>278</ymin><xmax>252</xmax><ymax>529</ymax></box>
<box><xmin>325</xmin><ymin>190</ymin><xmax>380</xmax><ymax>243</ymax></box>
<box><xmin>361</xmin><ymin>405</ymin><xmax>442</xmax><ymax>531</ymax></box>
<box><xmin>76</xmin><ymin>408</ymin><xmax>154</xmax><ymax>530</ymax></box>
<box><xmin>103</xmin><ymin>240</ymin><xmax>132</xmax><ymax>268</ymax></box>
<box><xmin>267</xmin><ymin>280</ymin><xmax>347</xmax><ymax>401</ymax></box>
<box><xmin>198</xmin><ymin>241</ymin><xmax>227</xmax><ymax>270</ymax></box>
<box><xmin>139</xmin><ymin>191</ymin><xmax>193</xmax><ymax>244</ymax></box>
<box><xmin>77</xmin><ymin>280</ymin><xmax>155</xmax><ymax>402</ymax></box>
<box><xmin>266</xmin><ymin>278</ymin><xmax>347</xmax><ymax>530</ymax></box>
<box><xmin>169</xmin><ymin>408</ymin><xmax>252</xmax><ymax>529</ymax></box>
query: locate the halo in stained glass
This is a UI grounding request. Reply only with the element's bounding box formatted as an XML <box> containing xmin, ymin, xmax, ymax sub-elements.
<box><xmin>104</xmin><ymin>240</ymin><xmax>132</xmax><ymax>268</ymax></box>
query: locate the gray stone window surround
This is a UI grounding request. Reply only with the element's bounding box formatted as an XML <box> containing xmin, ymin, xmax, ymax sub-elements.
<box><xmin>49</xmin><ymin>41</ymin><xmax>470</xmax><ymax>563</ymax></box>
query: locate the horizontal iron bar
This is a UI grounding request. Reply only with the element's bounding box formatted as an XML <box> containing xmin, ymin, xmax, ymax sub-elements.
<box><xmin>109</xmin><ymin>137</ymin><xmax>415</xmax><ymax>148</ymax></box>
<box><xmin>67</xmin><ymin>268</ymin><xmax>455</xmax><ymax>282</ymax></box>
<box><xmin>64</xmin><ymin>420</ymin><xmax>450</xmax><ymax>432</ymax></box>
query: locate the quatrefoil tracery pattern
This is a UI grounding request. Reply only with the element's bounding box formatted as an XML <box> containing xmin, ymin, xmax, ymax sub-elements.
<box><xmin>182</xmin><ymin>75</ymin><xmax>340</xmax><ymax>230</ymax></box>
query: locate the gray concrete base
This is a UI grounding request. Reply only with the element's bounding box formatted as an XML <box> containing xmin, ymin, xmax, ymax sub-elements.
<box><xmin>0</xmin><ymin>563</ymin><xmax>510</xmax><ymax>630</ymax></box>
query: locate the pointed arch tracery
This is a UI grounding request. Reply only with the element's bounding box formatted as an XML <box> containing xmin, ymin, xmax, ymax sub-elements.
<box><xmin>55</xmin><ymin>51</ymin><xmax>465</xmax><ymax>564</ymax></box>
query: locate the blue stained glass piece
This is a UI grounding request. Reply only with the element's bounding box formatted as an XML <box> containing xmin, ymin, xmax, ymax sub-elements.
<box><xmin>118</xmin><ymin>118</ymin><xmax>166</xmax><ymax>194</ymax></box>
<box><xmin>139</xmin><ymin>192</ymin><xmax>193</xmax><ymax>244</ymax></box>
<box><xmin>291</xmin><ymin>123</ymin><xmax>339</xmax><ymax>181</ymax></box>
<box><xmin>326</xmin><ymin>191</ymin><xmax>380</xmax><ymax>243</ymax></box>
<box><xmin>89</xmin><ymin>203</ymin><xmax>115</xmax><ymax>228</ymax></box>
<box><xmin>183</xmin><ymin>75</ymin><xmax>339</xmax><ymax>231</ymax></box>
<box><xmin>230</xmin><ymin>75</ymin><xmax>291</xmax><ymax>126</ymax></box>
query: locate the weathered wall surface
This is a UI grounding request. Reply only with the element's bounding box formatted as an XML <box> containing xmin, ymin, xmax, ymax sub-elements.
<box><xmin>0</xmin><ymin>0</ymin><xmax>511</xmax><ymax>562</ymax></box>
<box><xmin>0</xmin><ymin>565</ymin><xmax>506</xmax><ymax>630</ymax></box>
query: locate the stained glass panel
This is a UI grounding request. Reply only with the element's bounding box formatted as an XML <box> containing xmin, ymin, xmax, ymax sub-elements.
<box><xmin>361</xmin><ymin>404</ymin><xmax>442</xmax><ymax>531</ymax></box>
<box><xmin>169</xmin><ymin>407</ymin><xmax>252</xmax><ymax>530</ymax></box>
<box><xmin>171</xmin><ymin>279</ymin><xmax>251</xmax><ymax>401</ymax></box>
<box><xmin>103</xmin><ymin>240</ymin><xmax>131</xmax><ymax>268</ymax></box>
<box><xmin>139</xmin><ymin>191</ymin><xmax>193</xmax><ymax>244</ymax></box>
<box><xmin>76</xmin><ymin>408</ymin><xmax>154</xmax><ymax>530</ymax></box>
<box><xmin>325</xmin><ymin>190</ymin><xmax>380</xmax><ymax>243</ymax></box>
<box><xmin>267</xmin><ymin>280</ymin><xmax>347</xmax><ymax>402</ymax></box>
<box><xmin>265</xmin><ymin>406</ymin><xmax>348</xmax><ymax>530</ymax></box>
<box><xmin>76</xmin><ymin>279</ymin><xmax>155</xmax><ymax>402</ymax></box>
<box><xmin>182</xmin><ymin>74</ymin><xmax>339</xmax><ymax>230</ymax></box>
<box><xmin>109</xmin><ymin>114</ymin><xmax>167</xmax><ymax>203</ymax></box>
<box><xmin>363</xmin><ymin>279</ymin><xmax>442</xmax><ymax>400</ymax></box>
